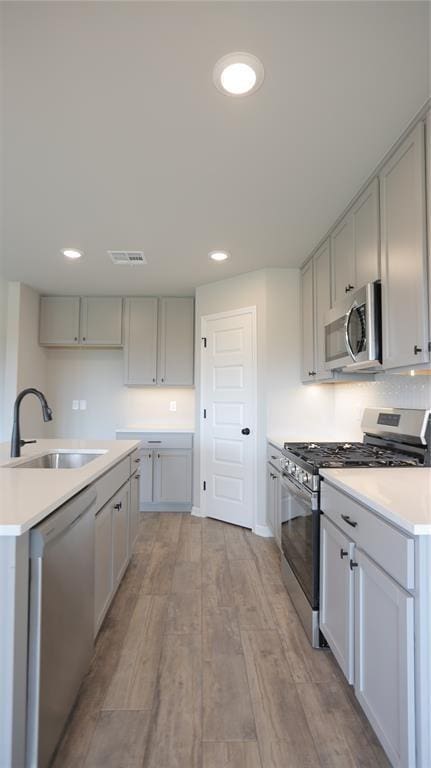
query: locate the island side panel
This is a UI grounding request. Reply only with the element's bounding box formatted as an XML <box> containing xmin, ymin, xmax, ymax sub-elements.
<box><xmin>415</xmin><ymin>534</ymin><xmax>431</xmax><ymax>768</ymax></box>
<box><xmin>0</xmin><ymin>533</ymin><xmax>29</xmax><ymax>768</ymax></box>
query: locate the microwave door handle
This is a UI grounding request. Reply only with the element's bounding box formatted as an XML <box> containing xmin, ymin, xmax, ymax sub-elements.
<box><xmin>344</xmin><ymin>303</ymin><xmax>358</xmax><ymax>362</ymax></box>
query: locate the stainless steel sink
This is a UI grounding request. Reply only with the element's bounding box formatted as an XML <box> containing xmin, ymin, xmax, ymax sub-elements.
<box><xmin>13</xmin><ymin>451</ymin><xmax>104</xmax><ymax>469</ymax></box>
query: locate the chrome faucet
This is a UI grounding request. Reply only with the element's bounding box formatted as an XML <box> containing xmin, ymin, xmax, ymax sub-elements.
<box><xmin>11</xmin><ymin>388</ymin><xmax>53</xmax><ymax>458</ymax></box>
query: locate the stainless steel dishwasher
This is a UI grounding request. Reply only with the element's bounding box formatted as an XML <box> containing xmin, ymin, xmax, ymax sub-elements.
<box><xmin>26</xmin><ymin>486</ymin><xmax>97</xmax><ymax>768</ymax></box>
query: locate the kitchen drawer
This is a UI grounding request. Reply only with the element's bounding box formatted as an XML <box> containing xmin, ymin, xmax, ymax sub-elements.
<box><xmin>267</xmin><ymin>442</ymin><xmax>284</xmax><ymax>465</ymax></box>
<box><xmin>93</xmin><ymin>458</ymin><xmax>130</xmax><ymax>512</ymax></box>
<box><xmin>321</xmin><ymin>481</ymin><xmax>414</xmax><ymax>590</ymax></box>
<box><xmin>117</xmin><ymin>432</ymin><xmax>193</xmax><ymax>450</ymax></box>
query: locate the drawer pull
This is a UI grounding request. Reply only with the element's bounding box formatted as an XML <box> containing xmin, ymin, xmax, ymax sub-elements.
<box><xmin>271</xmin><ymin>455</ymin><xmax>277</xmax><ymax>460</ymax></box>
<box><xmin>134</xmin><ymin>458</ymin><xmax>141</xmax><ymax>463</ymax></box>
<box><xmin>135</xmin><ymin>474</ymin><xmax>141</xmax><ymax>480</ymax></box>
<box><xmin>148</xmin><ymin>440</ymin><xmax>162</xmax><ymax>444</ymax></box>
<box><xmin>340</xmin><ymin>548</ymin><xmax>348</xmax><ymax>559</ymax></box>
<box><xmin>341</xmin><ymin>514</ymin><xmax>357</xmax><ymax>528</ymax></box>
<box><xmin>114</xmin><ymin>502</ymin><xmax>122</xmax><ymax>510</ymax></box>
<box><xmin>350</xmin><ymin>559</ymin><xmax>358</xmax><ymax>571</ymax></box>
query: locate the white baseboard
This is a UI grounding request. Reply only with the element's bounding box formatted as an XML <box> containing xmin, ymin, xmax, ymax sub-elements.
<box><xmin>254</xmin><ymin>524</ymin><xmax>273</xmax><ymax>538</ymax></box>
<box><xmin>191</xmin><ymin>506</ymin><xmax>206</xmax><ymax>518</ymax></box>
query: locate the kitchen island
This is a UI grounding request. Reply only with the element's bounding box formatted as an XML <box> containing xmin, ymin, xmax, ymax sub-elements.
<box><xmin>0</xmin><ymin>438</ymin><xmax>140</xmax><ymax>768</ymax></box>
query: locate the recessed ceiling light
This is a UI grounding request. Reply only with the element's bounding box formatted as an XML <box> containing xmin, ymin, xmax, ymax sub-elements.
<box><xmin>62</xmin><ymin>248</ymin><xmax>82</xmax><ymax>260</ymax></box>
<box><xmin>213</xmin><ymin>52</ymin><xmax>264</xmax><ymax>96</ymax></box>
<box><xmin>209</xmin><ymin>250</ymin><xmax>230</xmax><ymax>262</ymax></box>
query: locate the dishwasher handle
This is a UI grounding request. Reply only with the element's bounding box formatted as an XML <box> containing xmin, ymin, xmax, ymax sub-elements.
<box><xmin>30</xmin><ymin>486</ymin><xmax>97</xmax><ymax>557</ymax></box>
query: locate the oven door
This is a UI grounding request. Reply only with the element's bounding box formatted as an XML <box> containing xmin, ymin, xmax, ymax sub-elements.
<box><xmin>280</xmin><ymin>472</ymin><xmax>320</xmax><ymax>610</ymax></box>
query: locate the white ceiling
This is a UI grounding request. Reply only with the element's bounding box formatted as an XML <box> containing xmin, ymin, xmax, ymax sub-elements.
<box><xmin>0</xmin><ymin>1</ymin><xmax>429</xmax><ymax>295</ymax></box>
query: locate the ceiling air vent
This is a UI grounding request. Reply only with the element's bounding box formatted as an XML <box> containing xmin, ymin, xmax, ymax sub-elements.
<box><xmin>108</xmin><ymin>251</ymin><xmax>147</xmax><ymax>265</ymax></box>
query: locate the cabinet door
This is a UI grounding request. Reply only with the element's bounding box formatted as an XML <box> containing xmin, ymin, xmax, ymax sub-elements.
<box><xmin>139</xmin><ymin>450</ymin><xmax>154</xmax><ymax>505</ymax></box>
<box><xmin>112</xmin><ymin>485</ymin><xmax>130</xmax><ymax>587</ymax></box>
<box><xmin>313</xmin><ymin>239</ymin><xmax>333</xmax><ymax>381</ymax></box>
<box><xmin>124</xmin><ymin>298</ymin><xmax>158</xmax><ymax>386</ymax></box>
<box><xmin>39</xmin><ymin>296</ymin><xmax>80</xmax><ymax>345</ymax></box>
<box><xmin>129</xmin><ymin>471</ymin><xmax>140</xmax><ymax>551</ymax></box>
<box><xmin>266</xmin><ymin>464</ymin><xmax>276</xmax><ymax>537</ymax></box>
<box><xmin>273</xmin><ymin>471</ymin><xmax>281</xmax><ymax>549</ymax></box>
<box><xmin>300</xmin><ymin>260</ymin><xmax>315</xmax><ymax>382</ymax></box>
<box><xmin>158</xmin><ymin>297</ymin><xmax>194</xmax><ymax>385</ymax></box>
<box><xmin>352</xmin><ymin>178</ymin><xmax>380</xmax><ymax>289</ymax></box>
<box><xmin>320</xmin><ymin>516</ymin><xmax>355</xmax><ymax>683</ymax></box>
<box><xmin>354</xmin><ymin>550</ymin><xmax>415</xmax><ymax>768</ymax></box>
<box><xmin>94</xmin><ymin>502</ymin><xmax>113</xmax><ymax>634</ymax></box>
<box><xmin>80</xmin><ymin>297</ymin><xmax>123</xmax><ymax>346</ymax></box>
<box><xmin>380</xmin><ymin>121</ymin><xmax>429</xmax><ymax>368</ymax></box>
<box><xmin>153</xmin><ymin>450</ymin><xmax>192</xmax><ymax>504</ymax></box>
<box><xmin>331</xmin><ymin>215</ymin><xmax>355</xmax><ymax>306</ymax></box>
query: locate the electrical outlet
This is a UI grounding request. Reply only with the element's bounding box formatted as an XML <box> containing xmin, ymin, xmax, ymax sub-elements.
<box><xmin>79</xmin><ymin>400</ymin><xmax>87</xmax><ymax>411</ymax></box>
<box><xmin>72</xmin><ymin>400</ymin><xmax>79</xmax><ymax>411</ymax></box>
<box><xmin>169</xmin><ymin>401</ymin><xmax>177</xmax><ymax>412</ymax></box>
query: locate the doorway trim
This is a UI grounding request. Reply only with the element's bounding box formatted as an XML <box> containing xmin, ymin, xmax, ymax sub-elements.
<box><xmin>199</xmin><ymin>306</ymin><xmax>258</xmax><ymax>531</ymax></box>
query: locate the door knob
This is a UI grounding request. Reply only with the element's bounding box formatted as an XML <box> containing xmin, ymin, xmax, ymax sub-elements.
<box><xmin>241</xmin><ymin>428</ymin><xmax>251</xmax><ymax>435</ymax></box>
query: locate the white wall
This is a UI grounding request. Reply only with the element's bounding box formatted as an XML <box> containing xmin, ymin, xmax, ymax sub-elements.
<box><xmin>0</xmin><ymin>273</ymin><xmax>8</xmax><ymax>440</ymax></box>
<box><xmin>3</xmin><ymin>283</ymin><xmax>49</xmax><ymax>440</ymax></box>
<box><xmin>45</xmin><ymin>348</ymin><xmax>195</xmax><ymax>439</ymax></box>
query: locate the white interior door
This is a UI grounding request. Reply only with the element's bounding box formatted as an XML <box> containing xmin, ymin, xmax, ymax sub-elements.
<box><xmin>201</xmin><ymin>308</ymin><xmax>256</xmax><ymax>529</ymax></box>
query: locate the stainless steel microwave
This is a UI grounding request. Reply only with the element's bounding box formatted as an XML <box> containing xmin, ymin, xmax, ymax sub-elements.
<box><xmin>324</xmin><ymin>281</ymin><xmax>382</xmax><ymax>371</ymax></box>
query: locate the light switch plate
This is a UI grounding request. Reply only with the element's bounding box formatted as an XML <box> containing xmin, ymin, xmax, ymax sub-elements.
<box><xmin>79</xmin><ymin>400</ymin><xmax>87</xmax><ymax>410</ymax></box>
<box><xmin>72</xmin><ymin>400</ymin><xmax>79</xmax><ymax>410</ymax></box>
<box><xmin>169</xmin><ymin>401</ymin><xmax>177</xmax><ymax>412</ymax></box>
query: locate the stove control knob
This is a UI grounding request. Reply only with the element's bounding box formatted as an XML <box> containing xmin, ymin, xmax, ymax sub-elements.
<box><xmin>288</xmin><ymin>461</ymin><xmax>295</xmax><ymax>474</ymax></box>
<box><xmin>298</xmin><ymin>470</ymin><xmax>308</xmax><ymax>484</ymax></box>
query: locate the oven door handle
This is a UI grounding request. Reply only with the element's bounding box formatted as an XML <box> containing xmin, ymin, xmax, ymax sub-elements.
<box><xmin>281</xmin><ymin>472</ymin><xmax>312</xmax><ymax>503</ymax></box>
<box><xmin>344</xmin><ymin>301</ymin><xmax>358</xmax><ymax>362</ymax></box>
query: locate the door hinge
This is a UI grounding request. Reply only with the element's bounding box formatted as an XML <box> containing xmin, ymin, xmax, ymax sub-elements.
<box><xmin>203</xmin><ymin>408</ymin><xmax>207</xmax><ymax>419</ymax></box>
<box><xmin>201</xmin><ymin>336</ymin><xmax>207</xmax><ymax>348</ymax></box>
<box><xmin>203</xmin><ymin>481</ymin><xmax>206</xmax><ymax>491</ymax></box>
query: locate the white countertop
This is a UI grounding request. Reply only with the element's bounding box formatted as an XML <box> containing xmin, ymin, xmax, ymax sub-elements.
<box><xmin>0</xmin><ymin>439</ymin><xmax>140</xmax><ymax>536</ymax></box>
<box><xmin>320</xmin><ymin>467</ymin><xmax>431</xmax><ymax>536</ymax></box>
<box><xmin>116</xmin><ymin>426</ymin><xmax>195</xmax><ymax>434</ymax></box>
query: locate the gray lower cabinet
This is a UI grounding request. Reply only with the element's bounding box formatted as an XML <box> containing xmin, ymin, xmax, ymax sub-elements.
<box><xmin>320</xmin><ymin>484</ymin><xmax>416</xmax><ymax>767</ymax></box>
<box><xmin>355</xmin><ymin>549</ymin><xmax>415</xmax><ymax>768</ymax></box>
<box><xmin>112</xmin><ymin>483</ymin><xmax>130</xmax><ymax>588</ymax></box>
<box><xmin>129</xmin><ymin>470</ymin><xmax>140</xmax><ymax>552</ymax></box>
<box><xmin>320</xmin><ymin>516</ymin><xmax>354</xmax><ymax>684</ymax></box>
<box><xmin>153</xmin><ymin>450</ymin><xmax>192</xmax><ymax>505</ymax></box>
<box><xmin>380</xmin><ymin>121</ymin><xmax>429</xmax><ymax>369</ymax></box>
<box><xmin>266</xmin><ymin>463</ymin><xmax>281</xmax><ymax>547</ymax></box>
<box><xmin>94</xmin><ymin>500</ymin><xmax>113</xmax><ymax>636</ymax></box>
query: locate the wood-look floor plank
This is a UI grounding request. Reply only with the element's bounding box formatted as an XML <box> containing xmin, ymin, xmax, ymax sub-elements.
<box><xmin>177</xmin><ymin>515</ymin><xmax>202</xmax><ymax>562</ymax></box>
<box><xmin>172</xmin><ymin>560</ymin><xmax>202</xmax><ymax>592</ymax></box>
<box><xmin>140</xmin><ymin>540</ymin><xmax>177</xmax><ymax>595</ymax></box>
<box><xmin>224</xmin><ymin>524</ymin><xmax>254</xmax><ymax>560</ymax></box>
<box><xmin>166</xmin><ymin>589</ymin><xmax>202</xmax><ymax>634</ymax></box>
<box><xmin>296</xmin><ymin>681</ymin><xmax>391</xmax><ymax>768</ymax></box>
<box><xmin>202</xmin><ymin>516</ymin><xmax>227</xmax><ymax>555</ymax></box>
<box><xmin>203</xmin><ymin>654</ymin><xmax>257</xmax><ymax>742</ymax></box>
<box><xmin>134</xmin><ymin>511</ymin><xmax>160</xmax><ymax>553</ymax></box>
<box><xmin>102</xmin><ymin>594</ymin><xmax>168</xmax><ymax>711</ymax></box>
<box><xmin>83</xmin><ymin>710</ymin><xmax>150</xmax><ymax>768</ymax></box>
<box><xmin>241</xmin><ymin>630</ymin><xmax>321</xmax><ymax>768</ymax></box>
<box><xmin>157</xmin><ymin>511</ymin><xmax>183</xmax><ymax>544</ymax></box>
<box><xmin>203</xmin><ymin>596</ymin><xmax>242</xmax><ymax>659</ymax></box>
<box><xmin>203</xmin><ymin>741</ymin><xmax>262</xmax><ymax>768</ymax></box>
<box><xmin>203</xmin><ymin>551</ymin><xmax>235</xmax><ymax>607</ymax></box>
<box><xmin>142</xmin><ymin>632</ymin><xmax>202</xmax><ymax>768</ymax></box>
<box><xmin>230</xmin><ymin>559</ymin><xmax>275</xmax><ymax>630</ymax></box>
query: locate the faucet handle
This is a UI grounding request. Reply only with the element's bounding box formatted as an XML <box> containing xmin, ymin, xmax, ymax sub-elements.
<box><xmin>20</xmin><ymin>439</ymin><xmax>37</xmax><ymax>447</ymax></box>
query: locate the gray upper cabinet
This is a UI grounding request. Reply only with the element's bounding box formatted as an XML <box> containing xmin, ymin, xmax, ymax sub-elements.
<box><xmin>301</xmin><ymin>240</ymin><xmax>332</xmax><ymax>383</ymax></box>
<box><xmin>124</xmin><ymin>296</ymin><xmax>195</xmax><ymax>387</ymax></box>
<box><xmin>124</xmin><ymin>298</ymin><xmax>158</xmax><ymax>386</ymax></box>
<box><xmin>380</xmin><ymin>121</ymin><xmax>429</xmax><ymax>369</ymax></box>
<box><xmin>313</xmin><ymin>239</ymin><xmax>332</xmax><ymax>381</ymax></box>
<box><xmin>300</xmin><ymin>259</ymin><xmax>315</xmax><ymax>382</ymax></box>
<box><xmin>39</xmin><ymin>296</ymin><xmax>80</xmax><ymax>345</ymax></box>
<box><xmin>80</xmin><ymin>297</ymin><xmax>123</xmax><ymax>346</ymax></box>
<box><xmin>40</xmin><ymin>295</ymin><xmax>123</xmax><ymax>346</ymax></box>
<box><xmin>158</xmin><ymin>297</ymin><xmax>194</xmax><ymax>386</ymax></box>
<box><xmin>331</xmin><ymin>178</ymin><xmax>380</xmax><ymax>307</ymax></box>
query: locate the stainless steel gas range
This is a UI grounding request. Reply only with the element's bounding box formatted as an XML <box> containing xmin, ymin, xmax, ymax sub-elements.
<box><xmin>278</xmin><ymin>407</ymin><xmax>431</xmax><ymax>648</ymax></box>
